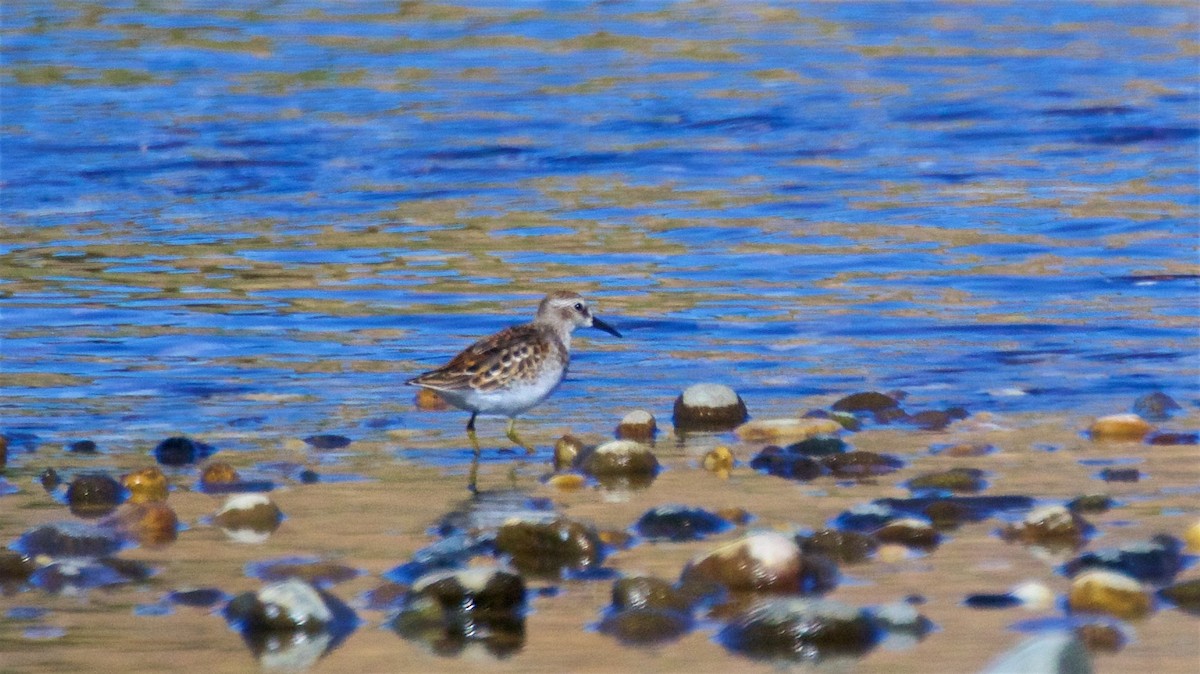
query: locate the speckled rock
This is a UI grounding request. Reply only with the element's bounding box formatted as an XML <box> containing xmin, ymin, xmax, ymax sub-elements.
<box><xmin>980</xmin><ymin>632</ymin><xmax>1093</xmax><ymax>674</ymax></box>
<box><xmin>1001</xmin><ymin>504</ymin><xmax>1089</xmax><ymax>548</ymax></box>
<box><xmin>797</xmin><ymin>529</ymin><xmax>879</xmax><ymax>565</ymax></box>
<box><xmin>390</xmin><ymin>567</ymin><xmax>525</xmax><ymax>657</ymax></box>
<box><xmin>633</xmin><ymin>506</ymin><xmax>734</xmax><ymax>542</ymax></box>
<box><xmin>673</xmin><ymin>383</ymin><xmax>748</xmax><ymax>432</ymax></box>
<box><xmin>113</xmin><ymin>502</ymin><xmax>179</xmax><ymax>547</ymax></box>
<box><xmin>1132</xmin><ymin>391</ymin><xmax>1180</xmax><ymax>420</ymax></box>
<box><xmin>831</xmin><ymin>391</ymin><xmax>899</xmax><ymax>414</ymax></box>
<box><xmin>214</xmin><ymin>494</ymin><xmax>283</xmax><ymax>540</ymax></box>
<box><xmin>718</xmin><ymin>598</ymin><xmax>880</xmax><ymax>662</ymax></box>
<box><xmin>39</xmin><ymin>467</ymin><xmax>61</xmax><ymax>491</ymax></box>
<box><xmin>907</xmin><ymin>467</ymin><xmax>987</xmax><ymax>493</ymax></box>
<box><xmin>122</xmin><ymin>467</ymin><xmax>168</xmax><ymax>504</ymax></box>
<box><xmin>616</xmin><ymin>410</ymin><xmax>657</xmax><ymax>442</ymax></box>
<box><xmin>680</xmin><ymin>531</ymin><xmax>837</xmax><ymax>596</ymax></box>
<box><xmin>66</xmin><ymin>473</ymin><xmax>124</xmax><ymax>518</ymax></box>
<box><xmin>1088</xmin><ymin>414</ymin><xmax>1153</xmax><ymax>442</ymax></box>
<box><xmin>734</xmin><ymin>418</ymin><xmax>842</xmax><ymax>443</ymax></box>
<box><xmin>1068</xmin><ymin>570</ymin><xmax>1151</xmax><ymax>620</ymax></box>
<box><xmin>494</xmin><ymin>518</ymin><xmax>604</xmax><ymax>576</ymax></box>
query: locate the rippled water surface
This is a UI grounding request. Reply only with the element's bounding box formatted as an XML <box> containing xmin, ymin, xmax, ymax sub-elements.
<box><xmin>1</xmin><ymin>1</ymin><xmax>1198</xmax><ymax>672</ymax></box>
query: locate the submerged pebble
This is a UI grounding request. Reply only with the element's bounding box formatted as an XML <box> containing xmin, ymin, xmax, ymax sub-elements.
<box><xmin>673</xmin><ymin>383</ymin><xmax>748</xmax><ymax>432</ymax></box>
<box><xmin>718</xmin><ymin>598</ymin><xmax>880</xmax><ymax>662</ymax></box>
<box><xmin>1063</xmin><ymin>534</ymin><xmax>1183</xmax><ymax>584</ymax></box>
<box><xmin>797</xmin><ymin>529</ymin><xmax>879</xmax><ymax>565</ymax></box>
<box><xmin>633</xmin><ymin>506</ymin><xmax>734</xmax><ymax>542</ymax></box>
<box><xmin>702</xmin><ymin>445</ymin><xmax>734</xmax><ymax>474</ymax></box>
<box><xmin>907</xmin><ymin>467</ymin><xmax>987</xmax><ymax>493</ymax></box>
<box><xmin>831</xmin><ymin>391</ymin><xmax>900</xmax><ymax>414</ymax></box>
<box><xmin>734</xmin><ymin>418</ymin><xmax>842</xmax><ymax>443</ymax></box>
<box><xmin>1157</xmin><ymin>578</ymin><xmax>1200</xmax><ymax>615</ymax></box>
<box><xmin>113</xmin><ymin>502</ymin><xmax>179</xmax><ymax>547</ymax></box>
<box><xmin>389</xmin><ymin>567</ymin><xmax>525</xmax><ymax>658</ymax></box>
<box><xmin>153</xmin><ymin>436</ymin><xmax>214</xmax><ymax>466</ymax></box>
<box><xmin>553</xmin><ymin>435</ymin><xmax>584</xmax><ymax>471</ymax></box>
<box><xmin>821</xmin><ymin>451</ymin><xmax>904</xmax><ymax>479</ymax></box>
<box><xmin>1001</xmin><ymin>504</ymin><xmax>1090</xmax><ymax>549</ymax></box>
<box><xmin>303</xmin><ymin>435</ymin><xmax>351</xmax><ymax>450</ymax></box>
<box><xmin>1132</xmin><ymin>391</ymin><xmax>1180</xmax><ymax>420</ymax></box>
<box><xmin>494</xmin><ymin>518</ymin><xmax>604</xmax><ymax>577</ymax></box>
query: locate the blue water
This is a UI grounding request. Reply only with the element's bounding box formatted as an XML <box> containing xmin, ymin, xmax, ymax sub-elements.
<box><xmin>2</xmin><ymin>1</ymin><xmax>1197</xmax><ymax>451</ymax></box>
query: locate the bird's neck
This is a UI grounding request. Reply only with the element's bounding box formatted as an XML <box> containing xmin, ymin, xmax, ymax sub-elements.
<box><xmin>534</xmin><ymin>319</ymin><xmax>573</xmax><ymax>352</ymax></box>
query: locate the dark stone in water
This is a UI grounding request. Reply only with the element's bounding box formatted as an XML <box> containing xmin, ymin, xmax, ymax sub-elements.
<box><xmin>1076</xmin><ymin>623</ymin><xmax>1126</xmax><ymax>653</ymax></box>
<box><xmin>821</xmin><ymin>451</ymin><xmax>904</xmax><ymax>479</ymax></box>
<box><xmin>876</xmin><ymin>495</ymin><xmax>1036</xmax><ymax>524</ymax></box>
<box><xmin>598</xmin><ymin>607</ymin><xmax>693</xmax><ymax>646</ymax></box>
<box><xmin>16</xmin><ymin>522</ymin><xmax>124</xmax><ymax>558</ymax></box>
<box><xmin>750</xmin><ymin>446</ymin><xmax>822</xmax><ymax>481</ymax></box>
<box><xmin>874</xmin><ymin>407</ymin><xmax>909</xmax><ymax>424</ymax></box>
<box><xmin>247</xmin><ymin>558</ymin><xmax>361</xmax><ymax>587</ymax></box>
<box><xmin>1063</xmin><ymin>534</ymin><xmax>1183</xmax><ymax>584</ymax></box>
<box><xmin>1099</xmin><ymin>468</ymin><xmax>1140</xmax><ymax>482</ymax></box>
<box><xmin>31</xmin><ymin>557</ymin><xmax>150</xmax><ymax>594</ymax></box>
<box><xmin>1068</xmin><ymin>494</ymin><xmax>1114</xmax><ymax>514</ymax></box>
<box><xmin>494</xmin><ymin>519</ymin><xmax>604</xmax><ymax>577</ymax></box>
<box><xmin>66</xmin><ymin>473</ymin><xmax>124</xmax><ymax>518</ymax></box>
<box><xmin>1158</xmin><ymin>578</ymin><xmax>1200</xmax><ymax>615</ymax></box>
<box><xmin>39</xmin><ymin>467</ymin><xmax>61</xmax><ymax>491</ymax></box>
<box><xmin>633</xmin><ymin>506</ymin><xmax>734</xmax><ymax>542</ymax></box>
<box><xmin>906</xmin><ymin>410</ymin><xmax>955</xmax><ymax>431</ymax></box>
<box><xmin>718</xmin><ymin>598</ymin><xmax>881</xmax><ymax>662</ymax></box>
<box><xmin>389</xmin><ymin>568</ymin><xmax>526</xmax><ymax>659</ymax></box>
<box><xmin>168</xmin><ymin>588</ymin><xmax>227</xmax><ymax>608</ymax></box>
<box><xmin>875</xmin><ymin>519</ymin><xmax>939</xmax><ymax>549</ymax></box>
<box><xmin>797</xmin><ymin>529</ymin><xmax>879</xmax><ymax>565</ymax></box>
<box><xmin>964</xmin><ymin>593</ymin><xmax>1022</xmax><ymax>609</ymax></box>
<box><xmin>784</xmin><ymin>437</ymin><xmax>846</xmax><ymax>456</ymax></box>
<box><xmin>67</xmin><ymin>440</ymin><xmax>98</xmax><ymax>454</ymax></box>
<box><xmin>831</xmin><ymin>392</ymin><xmax>899</xmax><ymax>413</ymax></box>
<box><xmin>1147</xmin><ymin>432</ymin><xmax>1198</xmax><ymax>446</ymax></box>
<box><xmin>299</xmin><ymin>469</ymin><xmax>320</xmax><ymax>484</ymax></box>
<box><xmin>1132</xmin><ymin>391</ymin><xmax>1181</xmax><ymax>420</ymax></box>
<box><xmin>0</xmin><ymin>550</ymin><xmax>35</xmax><ymax>587</ymax></box>
<box><xmin>907</xmin><ymin>467</ymin><xmax>987</xmax><ymax>493</ymax></box>
<box><xmin>154</xmin><ymin>436</ymin><xmax>214</xmax><ymax>466</ymax></box>
<box><xmin>611</xmin><ymin>576</ymin><xmax>692</xmax><ymax>613</ymax></box>
<box><xmin>303</xmin><ymin>435</ymin><xmax>352</xmax><ymax>450</ymax></box>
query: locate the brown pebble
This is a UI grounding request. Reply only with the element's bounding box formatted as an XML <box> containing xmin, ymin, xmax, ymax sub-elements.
<box><xmin>115</xmin><ymin>502</ymin><xmax>179</xmax><ymax>546</ymax></box>
<box><xmin>1089</xmin><ymin>414</ymin><xmax>1153</xmax><ymax>441</ymax></box>
<box><xmin>554</xmin><ymin>435</ymin><xmax>585</xmax><ymax>471</ymax></box>
<box><xmin>201</xmin><ymin>462</ymin><xmax>240</xmax><ymax>486</ymax></box>
<box><xmin>703</xmin><ymin>446</ymin><xmax>734</xmax><ymax>473</ymax></box>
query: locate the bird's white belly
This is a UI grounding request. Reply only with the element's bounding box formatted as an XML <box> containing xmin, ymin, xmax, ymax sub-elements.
<box><xmin>453</xmin><ymin>367</ymin><xmax>565</xmax><ymax>418</ymax></box>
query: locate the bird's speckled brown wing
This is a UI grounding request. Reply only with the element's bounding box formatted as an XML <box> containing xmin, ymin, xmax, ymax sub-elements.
<box><xmin>407</xmin><ymin>324</ymin><xmax>564</xmax><ymax>393</ymax></box>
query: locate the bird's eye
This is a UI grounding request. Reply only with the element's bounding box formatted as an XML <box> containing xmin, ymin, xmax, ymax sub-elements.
<box><xmin>573</xmin><ymin>302</ymin><xmax>584</xmax><ymax>312</ymax></box>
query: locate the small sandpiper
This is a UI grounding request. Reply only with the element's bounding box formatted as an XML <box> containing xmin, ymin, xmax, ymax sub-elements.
<box><xmin>407</xmin><ymin>290</ymin><xmax>622</xmax><ymax>453</ymax></box>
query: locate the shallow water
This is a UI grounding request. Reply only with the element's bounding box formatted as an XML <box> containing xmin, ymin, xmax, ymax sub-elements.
<box><xmin>1</xmin><ymin>1</ymin><xmax>1198</xmax><ymax>672</ymax></box>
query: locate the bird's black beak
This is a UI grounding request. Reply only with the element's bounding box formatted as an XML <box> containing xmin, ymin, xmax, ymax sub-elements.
<box><xmin>592</xmin><ymin>316</ymin><xmax>622</xmax><ymax>338</ymax></box>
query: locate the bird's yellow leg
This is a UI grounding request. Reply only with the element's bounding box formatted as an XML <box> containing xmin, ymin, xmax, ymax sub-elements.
<box><xmin>466</xmin><ymin>413</ymin><xmax>481</xmax><ymax>494</ymax></box>
<box><xmin>506</xmin><ymin>418</ymin><xmax>535</xmax><ymax>454</ymax></box>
